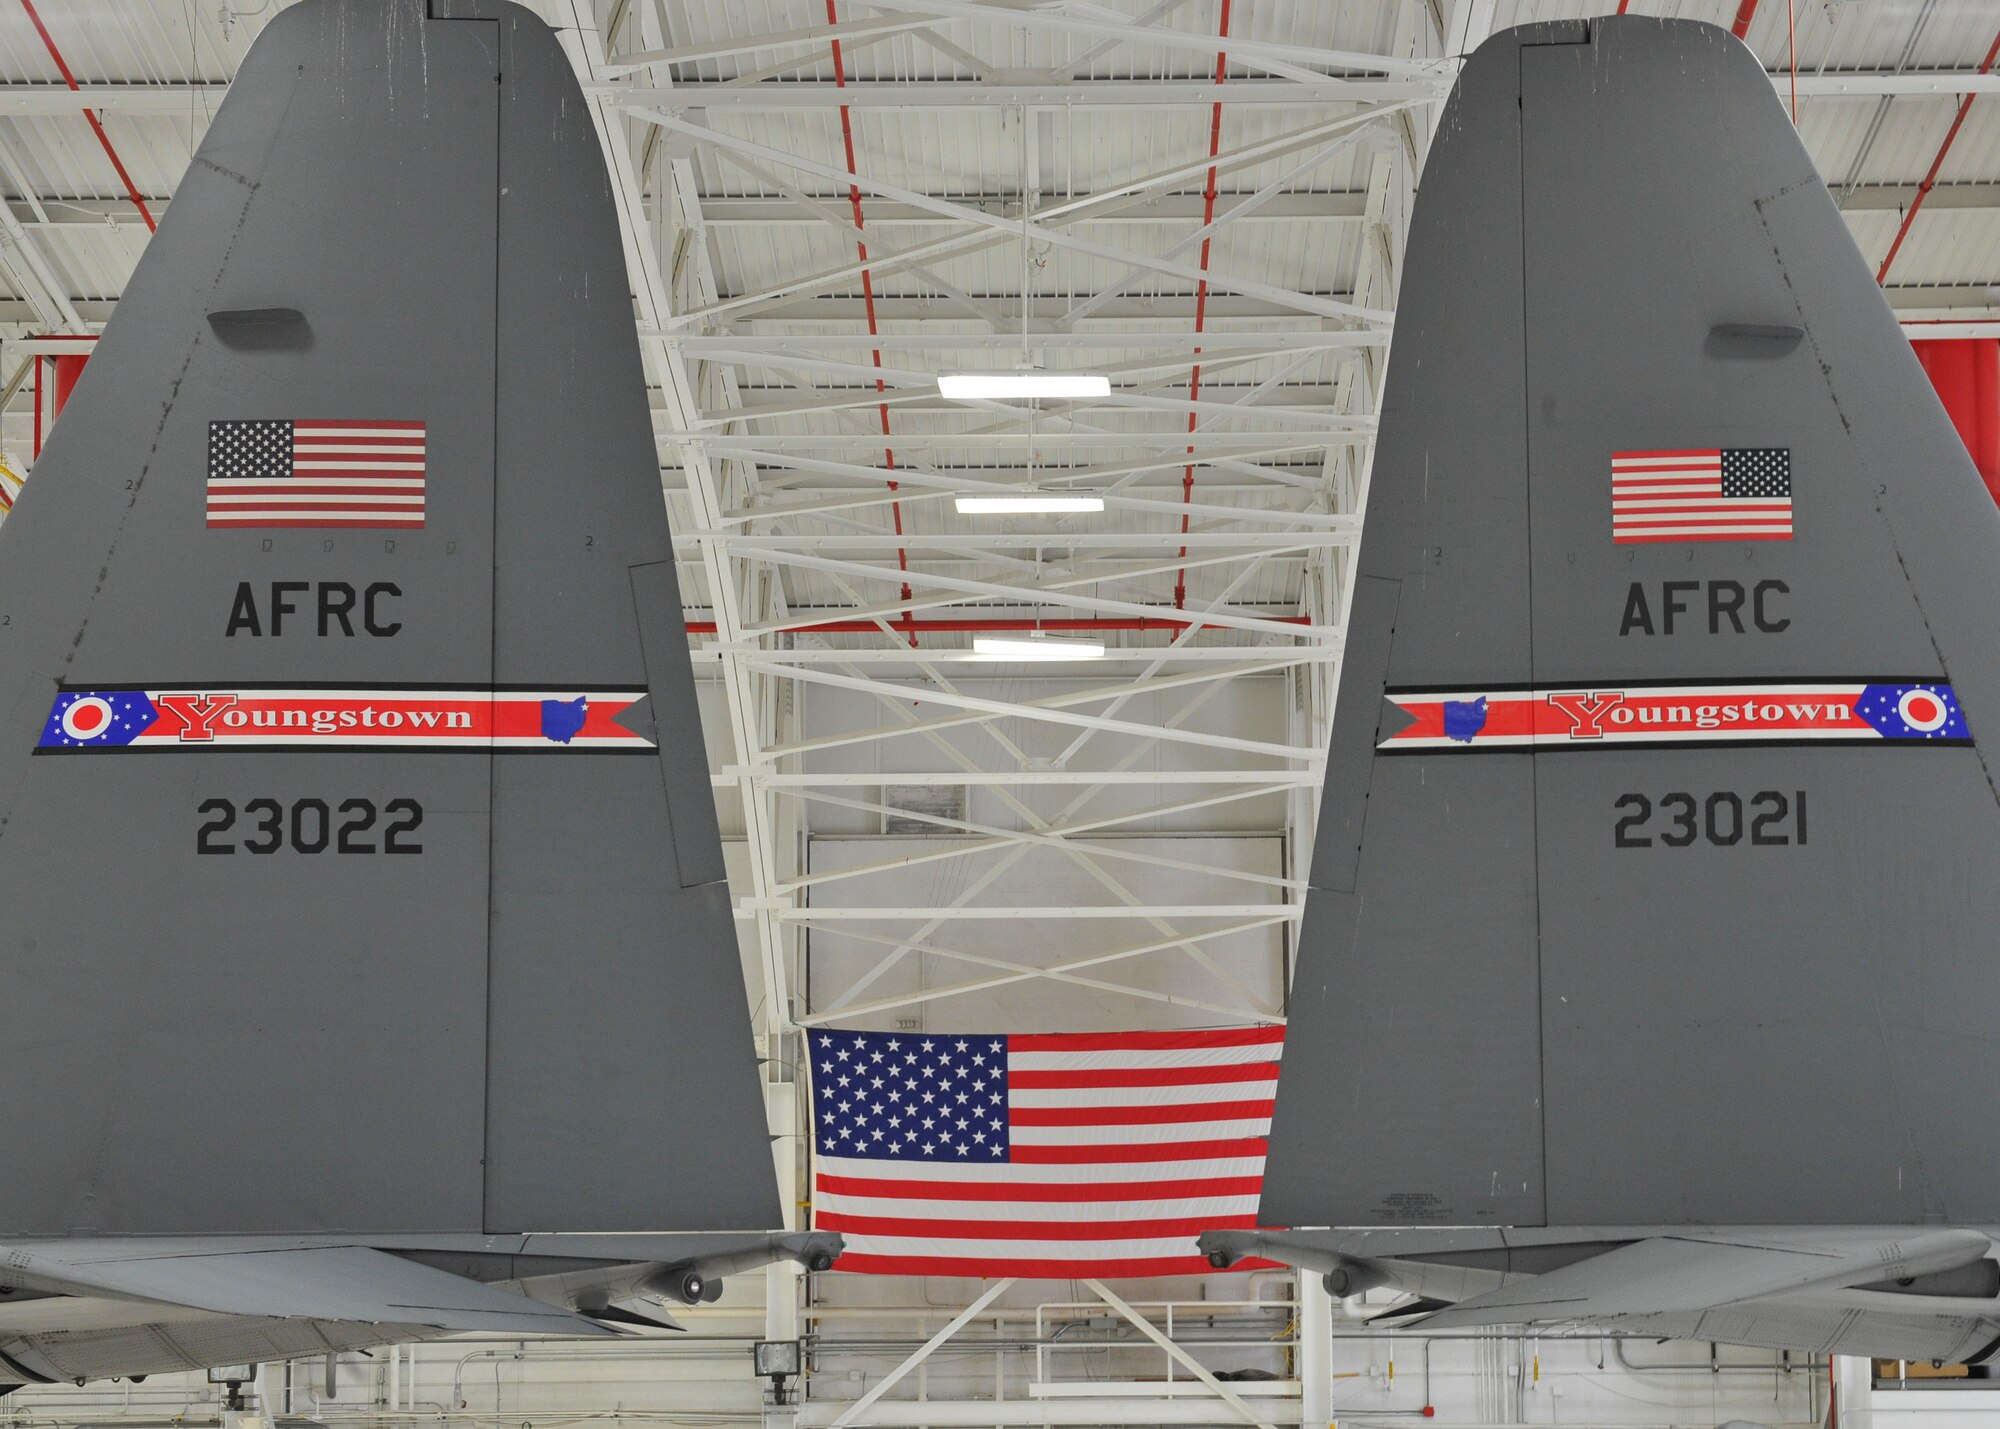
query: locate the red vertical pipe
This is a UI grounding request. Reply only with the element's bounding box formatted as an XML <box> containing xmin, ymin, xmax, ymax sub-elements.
<box><xmin>31</xmin><ymin>356</ymin><xmax>43</xmax><ymax>459</ymax></box>
<box><xmin>1877</xmin><ymin>23</ymin><xmax>2000</xmax><ymax>286</ymax></box>
<box><xmin>50</xmin><ymin>353</ymin><xmax>88</xmax><ymax>418</ymax></box>
<box><xmin>824</xmin><ymin>3</ymin><xmax>914</xmax><ymax>641</ymax></box>
<box><xmin>18</xmin><ymin>0</ymin><xmax>157</xmax><ymax>233</ymax></box>
<box><xmin>1172</xmin><ymin>0</ymin><xmax>1233</xmax><ymax>610</ymax></box>
<box><xmin>1912</xmin><ymin>337</ymin><xmax>2000</xmax><ymax>505</ymax></box>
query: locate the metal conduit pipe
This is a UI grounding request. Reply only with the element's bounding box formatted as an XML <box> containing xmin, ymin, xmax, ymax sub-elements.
<box><xmin>797</xmin><ymin>1408</ymin><xmax>1821</xmax><ymax>1429</ymax></box>
<box><xmin>1612</xmin><ymin>1337</ymin><xmax>1820</xmax><ymax>1376</ymax></box>
<box><xmin>795</xmin><ymin>1400</ymin><xmax>1306</xmax><ymax>1427</ymax></box>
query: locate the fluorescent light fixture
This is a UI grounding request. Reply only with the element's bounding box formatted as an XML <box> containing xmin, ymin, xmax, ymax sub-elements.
<box><xmin>971</xmin><ymin>635</ymin><xmax>1106</xmax><ymax>661</ymax></box>
<box><xmin>954</xmin><ymin>495</ymin><xmax>1105</xmax><ymax>515</ymax></box>
<box><xmin>939</xmin><ymin>372</ymin><xmax>1111</xmax><ymax>401</ymax></box>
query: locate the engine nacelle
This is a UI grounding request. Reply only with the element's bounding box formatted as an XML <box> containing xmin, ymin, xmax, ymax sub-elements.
<box><xmin>641</xmin><ymin>1264</ymin><xmax>725</xmax><ymax>1306</ymax></box>
<box><xmin>1323</xmin><ymin>1258</ymin><xmax>1392</xmax><ymax>1299</ymax></box>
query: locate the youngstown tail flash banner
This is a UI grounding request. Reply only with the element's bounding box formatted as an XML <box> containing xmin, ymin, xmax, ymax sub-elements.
<box><xmin>808</xmin><ymin>1025</ymin><xmax>1283</xmax><ymax>1278</ymax></box>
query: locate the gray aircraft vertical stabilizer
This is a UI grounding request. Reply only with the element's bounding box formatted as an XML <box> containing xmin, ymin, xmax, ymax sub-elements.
<box><xmin>0</xmin><ymin>0</ymin><xmax>780</xmax><ymax>1237</ymax></box>
<box><xmin>1264</xmin><ymin>15</ymin><xmax>2000</xmax><ymax>1234</ymax></box>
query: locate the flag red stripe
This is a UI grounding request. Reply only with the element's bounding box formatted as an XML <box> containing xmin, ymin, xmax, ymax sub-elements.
<box><xmin>292</xmin><ymin>420</ymin><xmax>425</xmax><ymax>430</ymax></box>
<box><xmin>1609</xmin><ymin>464</ymin><xmax>1721</xmax><ymax>476</ymax></box>
<box><xmin>1009</xmin><ymin>1137</ymin><xmax>1268</xmax><ymax>1164</ymax></box>
<box><xmin>833</xmin><ymin>1252</ymin><xmax>1281</xmax><ymax>1277</ymax></box>
<box><xmin>1611</xmin><ymin>448</ymin><xmax>1719</xmax><ymax>459</ymax></box>
<box><xmin>206</xmin><ymin>518</ymin><xmax>427</xmax><ymax>528</ymax></box>
<box><xmin>1009</xmin><ymin>1062</ymin><xmax>1278</xmax><ymax>1089</ymax></box>
<box><xmin>205</xmin><ymin>500</ymin><xmax>426</xmax><ymax>509</ymax></box>
<box><xmin>1011</xmin><ymin>1099</ymin><xmax>1274</xmax><ymax>1127</ymax></box>
<box><xmin>293</xmin><ymin>440</ymin><xmax>427</xmax><ymax>448</ymax></box>
<box><xmin>1009</xmin><ymin>1027</ymin><xmax>1283</xmax><ymax>1051</ymax></box>
<box><xmin>817</xmin><ymin>1211</ymin><xmax>1258</xmax><ymax>1240</ymax></box>
<box><xmin>815</xmin><ymin>1173</ymin><xmax>1266</xmax><ymax>1202</ymax></box>
<box><xmin>1614</xmin><ymin>532</ymin><xmax>1793</xmax><ymax>544</ymax></box>
<box><xmin>205</xmin><ymin>485</ymin><xmax>423</xmax><ymax>495</ymax></box>
<box><xmin>1612</xmin><ymin>516</ymin><xmax>1792</xmax><ymax>527</ymax></box>
<box><xmin>1612</xmin><ymin>497</ymin><xmax>1788</xmax><ymax>506</ymax></box>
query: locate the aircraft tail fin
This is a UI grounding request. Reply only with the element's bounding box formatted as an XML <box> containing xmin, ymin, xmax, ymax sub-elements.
<box><xmin>0</xmin><ymin>0</ymin><xmax>780</xmax><ymax>1236</ymax></box>
<box><xmin>1263</xmin><ymin>17</ymin><xmax>2000</xmax><ymax>1229</ymax></box>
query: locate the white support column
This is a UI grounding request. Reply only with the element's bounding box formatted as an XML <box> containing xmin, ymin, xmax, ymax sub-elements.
<box><xmin>1834</xmin><ymin>1354</ymin><xmax>1875</xmax><ymax>1429</ymax></box>
<box><xmin>1296</xmin><ymin>1271</ymin><xmax>1334</xmax><ymax>1429</ymax></box>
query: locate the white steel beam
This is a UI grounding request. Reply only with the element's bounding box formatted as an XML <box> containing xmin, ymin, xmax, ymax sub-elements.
<box><xmin>826</xmin><ymin>1278</ymin><xmax>1017</xmax><ymax>1429</ymax></box>
<box><xmin>746</xmin><ymin>768</ymin><xmax>1324</xmax><ymax>782</ymax></box>
<box><xmin>663</xmin><ymin>331</ymin><xmax>1389</xmax><ymax>352</ymax></box>
<box><xmin>602</xmin><ymin>68</ymin><xmax>2000</xmax><ymax>107</ymax></box>
<box><xmin>632</xmin><ymin>108</ymin><xmax>1398</xmax><ymax>327</ymax></box>
<box><xmin>797</xmin><ymin>918</ymin><xmax>1292</xmax><ymax>1023</ymax></box>
<box><xmin>814</xmin><ymin>2</ymin><xmax>1447</xmax><ymax>79</ymax></box>
<box><xmin>1082</xmin><ymin>1280</ymin><xmax>1280</xmax><ymax>1429</ymax></box>
<box><xmin>0</xmin><ymin>67</ymin><xmax>1986</xmax><ymax>118</ymax></box>
<box><xmin>775</xmin><ymin>904</ymin><xmax>1295</xmax><ymax>920</ymax></box>
<box><xmin>603</xmin><ymin>13</ymin><xmax>941</xmax><ymax>72</ymax></box>
<box><xmin>764</xmin><ymin>664</ymin><xmax>1322</xmax><ymax>762</ymax></box>
<box><xmin>734</xmin><ymin>547</ymin><xmax>1338</xmax><ymax>639</ymax></box>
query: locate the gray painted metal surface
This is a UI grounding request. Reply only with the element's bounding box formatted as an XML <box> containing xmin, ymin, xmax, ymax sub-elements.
<box><xmin>0</xmin><ymin>0</ymin><xmax>778</xmax><ymax>1238</ymax></box>
<box><xmin>1267</xmin><ymin>15</ymin><xmax>2000</xmax><ymax>1234</ymax></box>
<box><xmin>1244</xmin><ymin>10</ymin><xmax>2000</xmax><ymax>1367</ymax></box>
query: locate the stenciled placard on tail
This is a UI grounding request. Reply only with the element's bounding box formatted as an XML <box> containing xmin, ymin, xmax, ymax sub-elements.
<box><xmin>35</xmin><ymin>684</ymin><xmax>654</xmax><ymax>752</ymax></box>
<box><xmin>1380</xmin><ymin>681</ymin><xmax>1967</xmax><ymax>751</ymax></box>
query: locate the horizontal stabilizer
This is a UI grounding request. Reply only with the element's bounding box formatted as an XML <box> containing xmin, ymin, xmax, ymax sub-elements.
<box><xmin>1417</xmin><ymin>1231</ymin><xmax>1994</xmax><ymax>1328</ymax></box>
<box><xmin>10</xmin><ymin>1242</ymin><xmax>611</xmax><ymax>1336</ymax></box>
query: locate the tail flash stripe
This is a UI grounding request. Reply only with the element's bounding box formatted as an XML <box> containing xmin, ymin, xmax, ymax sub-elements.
<box><xmin>1381</xmin><ymin>682</ymin><xmax>1967</xmax><ymax>750</ymax></box>
<box><xmin>35</xmin><ymin>686</ymin><xmax>656</xmax><ymax>752</ymax></box>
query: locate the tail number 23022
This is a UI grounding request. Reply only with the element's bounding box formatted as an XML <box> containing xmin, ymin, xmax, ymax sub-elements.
<box><xmin>197</xmin><ymin>796</ymin><xmax>423</xmax><ymax>854</ymax></box>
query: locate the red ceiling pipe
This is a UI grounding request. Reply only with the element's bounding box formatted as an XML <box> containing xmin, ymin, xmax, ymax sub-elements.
<box><xmin>1912</xmin><ymin>337</ymin><xmax>2000</xmax><ymax>505</ymax></box>
<box><xmin>1172</xmin><ymin>0</ymin><xmax>1233</xmax><ymax>610</ymax></box>
<box><xmin>1730</xmin><ymin>0</ymin><xmax>1760</xmax><ymax>40</ymax></box>
<box><xmin>1877</xmin><ymin>22</ymin><xmax>2000</xmax><ymax>286</ymax></box>
<box><xmin>18</xmin><ymin>0</ymin><xmax>157</xmax><ymax>233</ymax></box>
<box><xmin>684</xmin><ymin>614</ymin><xmax>1314</xmax><ymax>635</ymax></box>
<box><xmin>824</xmin><ymin>1</ymin><xmax>914</xmax><ymax>639</ymax></box>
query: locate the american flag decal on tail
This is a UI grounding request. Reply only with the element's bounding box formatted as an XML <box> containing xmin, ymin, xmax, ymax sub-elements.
<box><xmin>810</xmin><ymin>1025</ymin><xmax>1283</xmax><ymax>1279</ymax></box>
<box><xmin>1612</xmin><ymin>448</ymin><xmax>1791</xmax><ymax>543</ymax></box>
<box><xmin>207</xmin><ymin>420</ymin><xmax>426</xmax><ymax>528</ymax></box>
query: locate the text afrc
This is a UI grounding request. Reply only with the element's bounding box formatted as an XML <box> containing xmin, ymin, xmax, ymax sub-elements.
<box><xmin>225</xmin><ymin>581</ymin><xmax>401</xmax><ymax>637</ymax></box>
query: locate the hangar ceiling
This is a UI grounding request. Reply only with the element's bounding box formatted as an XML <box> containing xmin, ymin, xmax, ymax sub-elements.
<box><xmin>2</xmin><ymin>0</ymin><xmax>1999</xmax><ymax>1423</ymax></box>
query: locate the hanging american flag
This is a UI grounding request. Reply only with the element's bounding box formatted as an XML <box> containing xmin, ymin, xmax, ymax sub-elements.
<box><xmin>206</xmin><ymin>419</ymin><xmax>426</xmax><ymax>528</ymax></box>
<box><xmin>809</xmin><ymin>1026</ymin><xmax>1283</xmax><ymax>1278</ymax></box>
<box><xmin>1611</xmin><ymin>447</ymin><xmax>1792</xmax><ymax>543</ymax></box>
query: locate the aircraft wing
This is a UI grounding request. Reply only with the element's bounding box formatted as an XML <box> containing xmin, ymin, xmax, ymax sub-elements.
<box><xmin>1416</xmin><ymin>1230</ymin><xmax>1993</xmax><ymax>1329</ymax></box>
<box><xmin>6</xmin><ymin>1242</ymin><xmax>611</xmax><ymax>1336</ymax></box>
